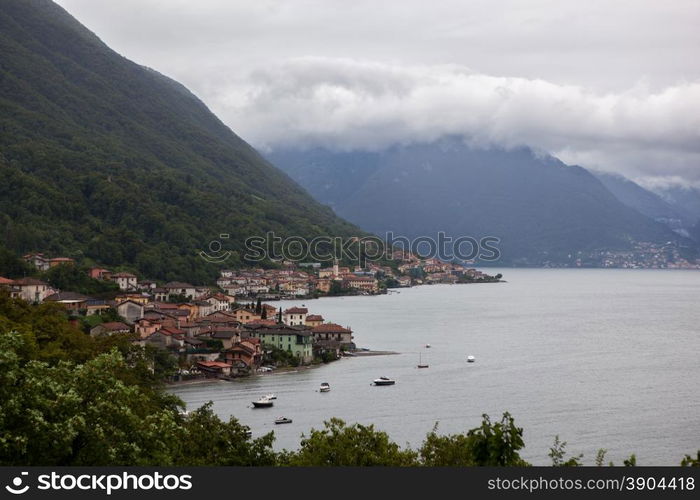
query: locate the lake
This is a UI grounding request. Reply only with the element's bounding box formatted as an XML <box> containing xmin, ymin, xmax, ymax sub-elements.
<box><xmin>170</xmin><ymin>268</ymin><xmax>700</xmax><ymax>465</ymax></box>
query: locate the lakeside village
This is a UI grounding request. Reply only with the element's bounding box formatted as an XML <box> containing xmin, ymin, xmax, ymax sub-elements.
<box><xmin>0</xmin><ymin>251</ymin><xmax>501</xmax><ymax>380</ymax></box>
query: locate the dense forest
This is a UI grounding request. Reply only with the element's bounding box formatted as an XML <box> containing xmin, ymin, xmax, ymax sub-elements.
<box><xmin>0</xmin><ymin>291</ymin><xmax>698</xmax><ymax>466</ymax></box>
<box><xmin>0</xmin><ymin>0</ymin><xmax>361</xmax><ymax>284</ymax></box>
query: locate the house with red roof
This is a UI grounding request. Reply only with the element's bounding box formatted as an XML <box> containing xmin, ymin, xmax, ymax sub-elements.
<box><xmin>196</xmin><ymin>360</ymin><xmax>233</xmax><ymax>378</ymax></box>
<box><xmin>311</xmin><ymin>323</ymin><xmax>354</xmax><ymax>349</ymax></box>
<box><xmin>283</xmin><ymin>306</ymin><xmax>308</xmax><ymax>326</ymax></box>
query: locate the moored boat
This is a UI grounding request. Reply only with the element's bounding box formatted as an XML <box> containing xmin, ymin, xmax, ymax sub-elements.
<box><xmin>373</xmin><ymin>376</ymin><xmax>396</xmax><ymax>386</ymax></box>
<box><xmin>274</xmin><ymin>417</ymin><xmax>293</xmax><ymax>424</ymax></box>
<box><xmin>252</xmin><ymin>397</ymin><xmax>274</xmax><ymax>408</ymax></box>
<box><xmin>467</xmin><ymin>355</ymin><xmax>475</xmax><ymax>363</ymax></box>
<box><xmin>319</xmin><ymin>382</ymin><xmax>331</xmax><ymax>392</ymax></box>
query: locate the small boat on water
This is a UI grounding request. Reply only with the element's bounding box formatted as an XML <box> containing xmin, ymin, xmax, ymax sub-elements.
<box><xmin>425</xmin><ymin>344</ymin><xmax>431</xmax><ymax>348</ymax></box>
<box><xmin>252</xmin><ymin>397</ymin><xmax>274</xmax><ymax>408</ymax></box>
<box><xmin>274</xmin><ymin>417</ymin><xmax>293</xmax><ymax>424</ymax></box>
<box><xmin>319</xmin><ymin>382</ymin><xmax>331</xmax><ymax>392</ymax></box>
<box><xmin>373</xmin><ymin>376</ymin><xmax>396</xmax><ymax>386</ymax></box>
<box><xmin>417</xmin><ymin>352</ymin><xmax>429</xmax><ymax>369</ymax></box>
<box><xmin>467</xmin><ymin>355</ymin><xmax>476</xmax><ymax>363</ymax></box>
<box><xmin>264</xmin><ymin>393</ymin><xmax>277</xmax><ymax>400</ymax></box>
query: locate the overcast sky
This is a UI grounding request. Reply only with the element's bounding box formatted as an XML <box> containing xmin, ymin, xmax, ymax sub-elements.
<box><xmin>55</xmin><ymin>0</ymin><xmax>700</xmax><ymax>187</ymax></box>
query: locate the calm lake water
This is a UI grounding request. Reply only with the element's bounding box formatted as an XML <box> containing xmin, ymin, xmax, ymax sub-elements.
<box><xmin>170</xmin><ymin>269</ymin><xmax>700</xmax><ymax>465</ymax></box>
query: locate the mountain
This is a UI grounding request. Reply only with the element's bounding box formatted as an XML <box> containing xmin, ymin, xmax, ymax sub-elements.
<box><xmin>268</xmin><ymin>138</ymin><xmax>684</xmax><ymax>264</ymax></box>
<box><xmin>593</xmin><ymin>172</ymin><xmax>693</xmax><ymax>235</ymax></box>
<box><xmin>649</xmin><ymin>185</ymin><xmax>700</xmax><ymax>226</ymax></box>
<box><xmin>0</xmin><ymin>0</ymin><xmax>360</xmax><ymax>282</ymax></box>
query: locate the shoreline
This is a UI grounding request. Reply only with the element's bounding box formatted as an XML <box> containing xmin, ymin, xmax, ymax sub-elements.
<box><xmin>166</xmin><ymin>349</ymin><xmax>400</xmax><ymax>387</ymax></box>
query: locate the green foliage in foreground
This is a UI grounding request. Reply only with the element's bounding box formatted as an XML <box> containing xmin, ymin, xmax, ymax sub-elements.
<box><xmin>0</xmin><ymin>293</ymin><xmax>698</xmax><ymax>466</ymax></box>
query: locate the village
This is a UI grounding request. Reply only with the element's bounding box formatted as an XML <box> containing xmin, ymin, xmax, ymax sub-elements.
<box><xmin>0</xmin><ymin>251</ymin><xmax>499</xmax><ymax>380</ymax></box>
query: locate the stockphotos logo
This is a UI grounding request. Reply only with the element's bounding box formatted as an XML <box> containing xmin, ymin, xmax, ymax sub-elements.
<box><xmin>5</xmin><ymin>472</ymin><xmax>29</xmax><ymax>495</ymax></box>
<box><xmin>3</xmin><ymin>472</ymin><xmax>193</xmax><ymax>496</ymax></box>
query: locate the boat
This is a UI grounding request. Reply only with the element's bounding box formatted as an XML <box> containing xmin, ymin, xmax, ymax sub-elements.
<box><xmin>417</xmin><ymin>352</ymin><xmax>429</xmax><ymax>369</ymax></box>
<box><xmin>319</xmin><ymin>382</ymin><xmax>331</xmax><ymax>392</ymax></box>
<box><xmin>373</xmin><ymin>376</ymin><xmax>396</xmax><ymax>386</ymax></box>
<box><xmin>264</xmin><ymin>393</ymin><xmax>277</xmax><ymax>400</ymax></box>
<box><xmin>467</xmin><ymin>355</ymin><xmax>475</xmax><ymax>363</ymax></box>
<box><xmin>274</xmin><ymin>417</ymin><xmax>293</xmax><ymax>424</ymax></box>
<box><xmin>251</xmin><ymin>397</ymin><xmax>274</xmax><ymax>408</ymax></box>
<box><xmin>425</xmin><ymin>344</ymin><xmax>431</xmax><ymax>348</ymax></box>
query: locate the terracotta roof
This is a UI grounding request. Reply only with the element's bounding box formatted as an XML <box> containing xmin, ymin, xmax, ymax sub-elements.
<box><xmin>0</xmin><ymin>277</ymin><xmax>15</xmax><ymax>285</ymax></box>
<box><xmin>306</xmin><ymin>314</ymin><xmax>324</xmax><ymax>321</ymax></box>
<box><xmin>311</xmin><ymin>323</ymin><xmax>352</xmax><ymax>333</ymax></box>
<box><xmin>197</xmin><ymin>361</ymin><xmax>232</xmax><ymax>368</ymax></box>
<box><xmin>246</xmin><ymin>319</ymin><xmax>276</xmax><ymax>326</ymax></box>
<box><xmin>284</xmin><ymin>307</ymin><xmax>308</xmax><ymax>314</ymax></box>
<box><xmin>164</xmin><ymin>281</ymin><xmax>195</xmax><ymax>289</ymax></box>
<box><xmin>12</xmin><ymin>277</ymin><xmax>48</xmax><ymax>286</ymax></box>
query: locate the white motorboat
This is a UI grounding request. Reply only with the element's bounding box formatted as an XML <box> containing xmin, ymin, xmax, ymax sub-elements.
<box><xmin>373</xmin><ymin>376</ymin><xmax>396</xmax><ymax>386</ymax></box>
<box><xmin>252</xmin><ymin>397</ymin><xmax>274</xmax><ymax>408</ymax></box>
<box><xmin>467</xmin><ymin>355</ymin><xmax>476</xmax><ymax>363</ymax></box>
<box><xmin>425</xmin><ymin>344</ymin><xmax>431</xmax><ymax>348</ymax></box>
<box><xmin>319</xmin><ymin>382</ymin><xmax>331</xmax><ymax>392</ymax></box>
<box><xmin>274</xmin><ymin>417</ymin><xmax>293</xmax><ymax>424</ymax></box>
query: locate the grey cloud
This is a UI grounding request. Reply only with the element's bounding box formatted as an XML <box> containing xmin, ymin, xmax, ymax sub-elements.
<box><xmin>212</xmin><ymin>58</ymin><xmax>700</xmax><ymax>185</ymax></box>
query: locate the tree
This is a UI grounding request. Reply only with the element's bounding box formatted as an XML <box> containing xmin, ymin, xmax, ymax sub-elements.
<box><xmin>282</xmin><ymin>418</ymin><xmax>418</xmax><ymax>466</ymax></box>
<box><xmin>681</xmin><ymin>451</ymin><xmax>700</xmax><ymax>467</ymax></box>
<box><xmin>548</xmin><ymin>435</ymin><xmax>583</xmax><ymax>466</ymax></box>
<box><xmin>0</xmin><ymin>330</ymin><xmax>276</xmax><ymax>466</ymax></box>
<box><xmin>419</xmin><ymin>413</ymin><xmax>529</xmax><ymax>466</ymax></box>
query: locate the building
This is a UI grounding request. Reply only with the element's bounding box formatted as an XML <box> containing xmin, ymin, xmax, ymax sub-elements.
<box><xmin>116</xmin><ymin>300</ymin><xmax>145</xmax><ymax>324</ymax></box>
<box><xmin>163</xmin><ymin>282</ymin><xmax>197</xmax><ymax>300</ymax></box>
<box><xmin>244</xmin><ymin>324</ymin><xmax>313</xmax><ymax>364</ymax></box>
<box><xmin>305</xmin><ymin>314</ymin><xmax>324</xmax><ymax>327</ymax></box>
<box><xmin>0</xmin><ymin>277</ymin><xmax>21</xmax><ymax>299</ymax></box>
<box><xmin>311</xmin><ymin>323</ymin><xmax>354</xmax><ymax>349</ymax></box>
<box><xmin>23</xmin><ymin>253</ymin><xmax>49</xmax><ymax>271</ymax></box>
<box><xmin>89</xmin><ymin>268</ymin><xmax>112</xmax><ymax>280</ymax></box>
<box><xmin>229</xmin><ymin>307</ymin><xmax>261</xmax><ymax>324</ymax></box>
<box><xmin>208</xmin><ymin>327</ymin><xmax>241</xmax><ymax>349</ymax></box>
<box><xmin>196</xmin><ymin>361</ymin><xmax>232</xmax><ymax>378</ymax></box>
<box><xmin>342</xmin><ymin>276</ymin><xmax>379</xmax><ymax>293</ymax></box>
<box><xmin>112</xmin><ymin>272</ymin><xmax>138</xmax><ymax>291</ymax></box>
<box><xmin>43</xmin><ymin>291</ymin><xmax>90</xmax><ymax>313</ymax></box>
<box><xmin>283</xmin><ymin>307</ymin><xmax>308</xmax><ymax>326</ymax></box>
<box><xmin>90</xmin><ymin>322</ymin><xmax>131</xmax><ymax>337</ymax></box>
<box><xmin>12</xmin><ymin>277</ymin><xmax>52</xmax><ymax>303</ymax></box>
<box><xmin>223</xmin><ymin>338</ymin><xmax>263</xmax><ymax>371</ymax></box>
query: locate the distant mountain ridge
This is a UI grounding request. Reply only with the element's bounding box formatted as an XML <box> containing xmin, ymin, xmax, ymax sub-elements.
<box><xmin>592</xmin><ymin>172</ymin><xmax>694</xmax><ymax>236</ymax></box>
<box><xmin>0</xmin><ymin>0</ymin><xmax>360</xmax><ymax>282</ymax></box>
<box><xmin>268</xmin><ymin>138</ymin><xmax>687</xmax><ymax>264</ymax></box>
